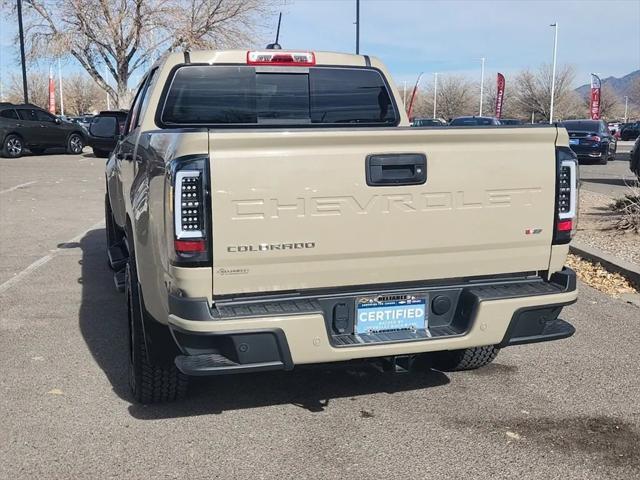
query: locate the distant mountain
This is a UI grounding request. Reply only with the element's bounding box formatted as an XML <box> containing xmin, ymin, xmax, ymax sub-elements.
<box><xmin>575</xmin><ymin>70</ymin><xmax>639</xmax><ymax>99</ymax></box>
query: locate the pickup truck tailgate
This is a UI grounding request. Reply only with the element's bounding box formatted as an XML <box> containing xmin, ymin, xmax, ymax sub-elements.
<box><xmin>209</xmin><ymin>127</ymin><xmax>558</xmax><ymax>296</ymax></box>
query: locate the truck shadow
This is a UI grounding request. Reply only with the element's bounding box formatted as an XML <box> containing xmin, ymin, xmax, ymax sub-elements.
<box><xmin>580</xmin><ymin>177</ymin><xmax>636</xmax><ymax>187</ymax></box>
<box><xmin>78</xmin><ymin>228</ymin><xmax>450</xmax><ymax>419</ymax></box>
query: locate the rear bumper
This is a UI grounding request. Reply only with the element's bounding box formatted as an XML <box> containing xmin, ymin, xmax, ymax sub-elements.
<box><xmin>167</xmin><ymin>269</ymin><xmax>578</xmax><ymax>375</ymax></box>
<box><xmin>570</xmin><ymin>144</ymin><xmax>608</xmax><ymax>159</ymax></box>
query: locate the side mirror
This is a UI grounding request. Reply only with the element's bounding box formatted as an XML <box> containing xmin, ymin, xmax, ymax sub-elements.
<box><xmin>55</xmin><ymin>117</ymin><xmax>62</xmax><ymax>124</ymax></box>
<box><xmin>89</xmin><ymin>117</ymin><xmax>118</xmax><ymax>139</ymax></box>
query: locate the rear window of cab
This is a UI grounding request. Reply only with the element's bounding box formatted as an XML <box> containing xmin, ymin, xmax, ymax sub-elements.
<box><xmin>159</xmin><ymin>66</ymin><xmax>399</xmax><ymax>128</ymax></box>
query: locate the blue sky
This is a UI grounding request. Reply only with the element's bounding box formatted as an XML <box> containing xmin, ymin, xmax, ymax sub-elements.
<box><xmin>2</xmin><ymin>0</ymin><xmax>639</xmax><ymax>92</ymax></box>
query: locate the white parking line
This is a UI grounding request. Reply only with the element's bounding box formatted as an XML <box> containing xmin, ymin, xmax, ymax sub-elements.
<box><xmin>0</xmin><ymin>181</ymin><xmax>37</xmax><ymax>194</ymax></box>
<box><xmin>0</xmin><ymin>220</ymin><xmax>105</xmax><ymax>295</ymax></box>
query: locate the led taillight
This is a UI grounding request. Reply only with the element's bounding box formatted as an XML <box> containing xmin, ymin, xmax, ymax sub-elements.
<box><xmin>588</xmin><ymin>135</ymin><xmax>601</xmax><ymax>142</ymax></box>
<box><xmin>174</xmin><ymin>239</ymin><xmax>206</xmax><ymax>253</ymax></box>
<box><xmin>175</xmin><ymin>171</ymin><xmax>203</xmax><ymax>239</ymax></box>
<box><xmin>167</xmin><ymin>156</ymin><xmax>210</xmax><ymax>266</ymax></box>
<box><xmin>558</xmin><ymin>165</ymin><xmax>573</xmax><ymax>215</ymax></box>
<box><xmin>246</xmin><ymin>50</ymin><xmax>316</xmax><ymax>66</ymax></box>
<box><xmin>554</xmin><ymin>148</ymin><xmax>579</xmax><ymax>244</ymax></box>
<box><xmin>556</xmin><ymin>219</ymin><xmax>573</xmax><ymax>232</ymax></box>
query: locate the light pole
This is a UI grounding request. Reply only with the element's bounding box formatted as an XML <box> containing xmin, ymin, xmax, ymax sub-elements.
<box><xmin>355</xmin><ymin>0</ymin><xmax>360</xmax><ymax>54</ymax></box>
<box><xmin>479</xmin><ymin>57</ymin><xmax>485</xmax><ymax>116</ymax></box>
<box><xmin>624</xmin><ymin>96</ymin><xmax>629</xmax><ymax>123</ymax></box>
<box><xmin>17</xmin><ymin>0</ymin><xmax>29</xmax><ymax>103</ymax></box>
<box><xmin>433</xmin><ymin>72</ymin><xmax>438</xmax><ymax>119</ymax></box>
<box><xmin>549</xmin><ymin>22</ymin><xmax>558</xmax><ymax>124</ymax></box>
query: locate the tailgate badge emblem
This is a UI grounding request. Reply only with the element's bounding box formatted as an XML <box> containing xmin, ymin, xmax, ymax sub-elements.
<box><xmin>525</xmin><ymin>228</ymin><xmax>543</xmax><ymax>235</ymax></box>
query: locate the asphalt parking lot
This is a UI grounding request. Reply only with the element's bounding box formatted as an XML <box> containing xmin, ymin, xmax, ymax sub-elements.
<box><xmin>1</xmin><ymin>151</ymin><xmax>639</xmax><ymax>479</ymax></box>
<box><xmin>580</xmin><ymin>141</ymin><xmax>638</xmax><ymax>197</ymax></box>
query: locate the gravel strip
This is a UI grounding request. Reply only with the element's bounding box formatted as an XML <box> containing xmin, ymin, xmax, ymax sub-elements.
<box><xmin>575</xmin><ymin>189</ymin><xmax>640</xmax><ymax>266</ymax></box>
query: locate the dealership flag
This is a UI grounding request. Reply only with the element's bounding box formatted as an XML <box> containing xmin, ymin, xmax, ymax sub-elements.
<box><xmin>48</xmin><ymin>66</ymin><xmax>56</xmax><ymax>114</ymax></box>
<box><xmin>495</xmin><ymin>73</ymin><xmax>505</xmax><ymax>118</ymax></box>
<box><xmin>590</xmin><ymin>74</ymin><xmax>601</xmax><ymax>120</ymax></box>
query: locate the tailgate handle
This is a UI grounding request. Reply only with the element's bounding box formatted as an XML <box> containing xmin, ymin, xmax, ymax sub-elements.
<box><xmin>366</xmin><ymin>154</ymin><xmax>427</xmax><ymax>186</ymax></box>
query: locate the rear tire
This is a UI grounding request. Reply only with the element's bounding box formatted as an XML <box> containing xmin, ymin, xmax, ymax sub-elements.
<box><xmin>2</xmin><ymin>134</ymin><xmax>24</xmax><ymax>158</ymax></box>
<box><xmin>431</xmin><ymin>345</ymin><xmax>499</xmax><ymax>371</ymax></box>
<box><xmin>66</xmin><ymin>133</ymin><xmax>84</xmax><ymax>154</ymax></box>
<box><xmin>126</xmin><ymin>251</ymin><xmax>188</xmax><ymax>404</ymax></box>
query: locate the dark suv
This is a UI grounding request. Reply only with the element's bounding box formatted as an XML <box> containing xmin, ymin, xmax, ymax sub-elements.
<box><xmin>620</xmin><ymin>122</ymin><xmax>640</xmax><ymax>141</ymax></box>
<box><xmin>0</xmin><ymin>103</ymin><xmax>86</xmax><ymax>158</ymax></box>
<box><xmin>87</xmin><ymin>110</ymin><xmax>128</xmax><ymax>158</ymax></box>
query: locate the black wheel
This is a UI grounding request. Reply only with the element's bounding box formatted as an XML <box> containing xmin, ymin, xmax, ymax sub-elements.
<box><xmin>126</xmin><ymin>253</ymin><xmax>188</xmax><ymax>404</ymax></box>
<box><xmin>29</xmin><ymin>147</ymin><xmax>45</xmax><ymax>155</ymax></box>
<box><xmin>66</xmin><ymin>133</ymin><xmax>84</xmax><ymax>154</ymax></box>
<box><xmin>430</xmin><ymin>345</ymin><xmax>500</xmax><ymax>372</ymax></box>
<box><xmin>598</xmin><ymin>155</ymin><xmax>608</xmax><ymax>165</ymax></box>
<box><xmin>2</xmin><ymin>134</ymin><xmax>24</xmax><ymax>158</ymax></box>
<box><xmin>93</xmin><ymin>148</ymin><xmax>109</xmax><ymax>158</ymax></box>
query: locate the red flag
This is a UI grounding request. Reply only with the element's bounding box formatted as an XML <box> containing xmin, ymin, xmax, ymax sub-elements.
<box><xmin>495</xmin><ymin>73</ymin><xmax>505</xmax><ymax>119</ymax></box>
<box><xmin>48</xmin><ymin>66</ymin><xmax>56</xmax><ymax>113</ymax></box>
<box><xmin>590</xmin><ymin>74</ymin><xmax>601</xmax><ymax>120</ymax></box>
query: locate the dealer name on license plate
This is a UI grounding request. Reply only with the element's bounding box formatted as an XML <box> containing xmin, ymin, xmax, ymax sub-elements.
<box><xmin>356</xmin><ymin>295</ymin><xmax>427</xmax><ymax>335</ymax></box>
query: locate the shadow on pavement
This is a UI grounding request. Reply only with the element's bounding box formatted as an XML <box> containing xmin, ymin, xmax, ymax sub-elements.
<box><xmin>129</xmin><ymin>364</ymin><xmax>450</xmax><ymax>419</ymax></box>
<box><xmin>76</xmin><ymin>228</ymin><xmax>131</xmax><ymax>400</ymax></box>
<box><xmin>580</xmin><ymin>177</ymin><xmax>636</xmax><ymax>187</ymax></box>
<box><xmin>77</xmin><ymin>228</ymin><xmax>450</xmax><ymax>419</ymax></box>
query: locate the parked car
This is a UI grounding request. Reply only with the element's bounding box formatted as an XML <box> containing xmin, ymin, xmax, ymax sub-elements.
<box><xmin>412</xmin><ymin>118</ymin><xmax>447</xmax><ymax>127</ymax></box>
<box><xmin>87</xmin><ymin>110</ymin><xmax>128</xmax><ymax>158</ymax></box>
<box><xmin>68</xmin><ymin>115</ymin><xmax>94</xmax><ymax>130</ymax></box>
<box><xmin>449</xmin><ymin>116</ymin><xmax>501</xmax><ymax>126</ymax></box>
<box><xmin>0</xmin><ymin>103</ymin><xmax>87</xmax><ymax>158</ymax></box>
<box><xmin>105</xmin><ymin>49</ymin><xmax>578</xmax><ymax>402</ymax></box>
<box><xmin>620</xmin><ymin>121</ymin><xmax>640</xmax><ymax>141</ymax></box>
<box><xmin>498</xmin><ymin>119</ymin><xmax>524</xmax><ymax>125</ymax></box>
<box><xmin>631</xmin><ymin>136</ymin><xmax>640</xmax><ymax>179</ymax></box>
<box><xmin>561</xmin><ymin>119</ymin><xmax>617</xmax><ymax>164</ymax></box>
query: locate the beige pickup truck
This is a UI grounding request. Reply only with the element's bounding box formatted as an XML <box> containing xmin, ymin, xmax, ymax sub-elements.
<box><xmin>105</xmin><ymin>49</ymin><xmax>579</xmax><ymax>403</ymax></box>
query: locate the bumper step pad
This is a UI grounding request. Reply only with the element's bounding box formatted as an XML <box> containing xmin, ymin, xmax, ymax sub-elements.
<box><xmin>502</xmin><ymin>318</ymin><xmax>575</xmax><ymax>347</ymax></box>
<box><xmin>175</xmin><ymin>353</ymin><xmax>285</xmax><ymax>376</ymax></box>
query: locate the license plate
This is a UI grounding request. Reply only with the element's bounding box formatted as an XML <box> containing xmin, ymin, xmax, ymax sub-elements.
<box><xmin>569</xmin><ymin>138</ymin><xmax>579</xmax><ymax>145</ymax></box>
<box><xmin>355</xmin><ymin>295</ymin><xmax>427</xmax><ymax>335</ymax></box>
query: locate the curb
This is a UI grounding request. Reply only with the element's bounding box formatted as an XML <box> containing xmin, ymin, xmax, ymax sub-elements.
<box><xmin>570</xmin><ymin>241</ymin><xmax>640</xmax><ymax>286</ymax></box>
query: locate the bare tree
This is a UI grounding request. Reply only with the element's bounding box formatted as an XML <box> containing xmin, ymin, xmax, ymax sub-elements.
<box><xmin>6</xmin><ymin>71</ymin><xmax>49</xmax><ymax>108</ymax></box>
<box><xmin>512</xmin><ymin>64</ymin><xmax>580</xmax><ymax>122</ymax></box>
<box><xmin>435</xmin><ymin>75</ymin><xmax>476</xmax><ymax>120</ymax></box>
<box><xmin>63</xmin><ymin>74</ymin><xmax>104</xmax><ymax>115</ymax></box>
<box><xmin>16</xmin><ymin>0</ymin><xmax>276</xmax><ymax>108</ymax></box>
